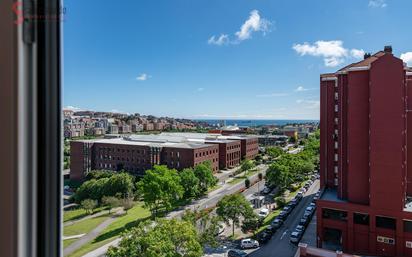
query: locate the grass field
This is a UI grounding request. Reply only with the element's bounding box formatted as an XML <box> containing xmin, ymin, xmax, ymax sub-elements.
<box><xmin>63</xmin><ymin>238</ymin><xmax>78</xmax><ymax>249</ymax></box>
<box><xmin>63</xmin><ymin>206</ymin><xmax>107</xmax><ymax>223</ymax></box>
<box><xmin>67</xmin><ymin>202</ymin><xmax>150</xmax><ymax>257</ymax></box>
<box><xmin>64</xmin><ymin>214</ymin><xmax>110</xmax><ymax>237</ymax></box>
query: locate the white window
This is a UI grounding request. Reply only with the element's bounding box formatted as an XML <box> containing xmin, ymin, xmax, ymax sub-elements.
<box><xmin>335</xmin><ymin>92</ymin><xmax>338</xmax><ymax>100</ymax></box>
<box><xmin>334</xmin><ymin>178</ymin><xmax>339</xmax><ymax>186</ymax></box>
<box><xmin>335</xmin><ymin>129</ymin><xmax>338</xmax><ymax>135</ymax></box>
<box><xmin>335</xmin><ymin>142</ymin><xmax>338</xmax><ymax>149</ymax></box>
<box><xmin>334</xmin><ymin>154</ymin><xmax>338</xmax><ymax>162</ymax></box>
<box><xmin>335</xmin><ymin>118</ymin><xmax>338</xmax><ymax>124</ymax></box>
<box><xmin>335</xmin><ymin>105</ymin><xmax>338</xmax><ymax>112</ymax></box>
<box><xmin>334</xmin><ymin>166</ymin><xmax>338</xmax><ymax>174</ymax></box>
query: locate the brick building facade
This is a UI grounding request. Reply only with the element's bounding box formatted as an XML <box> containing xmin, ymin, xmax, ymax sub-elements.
<box><xmin>70</xmin><ymin>137</ymin><xmax>219</xmax><ymax>181</ymax></box>
<box><xmin>318</xmin><ymin>47</ymin><xmax>412</xmax><ymax>256</ymax></box>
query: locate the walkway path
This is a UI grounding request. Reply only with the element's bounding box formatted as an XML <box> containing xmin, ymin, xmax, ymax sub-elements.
<box><xmin>63</xmin><ymin>209</ymin><xmax>124</xmax><ymax>256</ymax></box>
<box><xmin>64</xmin><ymin>207</ymin><xmax>122</xmax><ymax>227</ymax></box>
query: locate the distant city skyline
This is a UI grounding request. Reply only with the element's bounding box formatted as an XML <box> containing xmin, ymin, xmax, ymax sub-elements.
<box><xmin>64</xmin><ymin>0</ymin><xmax>412</xmax><ymax>120</ymax></box>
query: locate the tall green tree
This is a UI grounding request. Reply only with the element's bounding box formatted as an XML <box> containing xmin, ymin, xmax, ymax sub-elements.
<box><xmin>240</xmin><ymin>160</ymin><xmax>255</xmax><ymax>177</ymax></box>
<box><xmin>266</xmin><ymin>146</ymin><xmax>283</xmax><ymax>159</ymax></box>
<box><xmin>107</xmin><ymin>219</ymin><xmax>203</xmax><ymax>257</ymax></box>
<box><xmin>216</xmin><ymin>194</ymin><xmax>254</xmax><ymax>237</ymax></box>
<box><xmin>137</xmin><ymin>165</ymin><xmax>183</xmax><ymax>217</ymax></box>
<box><xmin>179</xmin><ymin>168</ymin><xmax>200</xmax><ymax>199</ymax></box>
<box><xmin>193</xmin><ymin>161</ymin><xmax>217</xmax><ymax>194</ymax></box>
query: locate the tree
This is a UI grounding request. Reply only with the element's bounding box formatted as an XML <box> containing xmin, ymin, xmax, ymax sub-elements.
<box><xmin>179</xmin><ymin>168</ymin><xmax>200</xmax><ymax>199</ymax></box>
<box><xmin>137</xmin><ymin>165</ymin><xmax>183</xmax><ymax>217</ymax></box>
<box><xmin>240</xmin><ymin>160</ymin><xmax>255</xmax><ymax>177</ymax></box>
<box><xmin>102</xmin><ymin>196</ymin><xmax>120</xmax><ymax>214</ymax></box>
<box><xmin>216</xmin><ymin>194</ymin><xmax>254</xmax><ymax>237</ymax></box>
<box><xmin>74</xmin><ymin>173</ymin><xmax>135</xmax><ymax>203</ymax></box>
<box><xmin>275</xmin><ymin>196</ymin><xmax>286</xmax><ymax>208</ymax></box>
<box><xmin>107</xmin><ymin>219</ymin><xmax>203</xmax><ymax>257</ymax></box>
<box><xmin>241</xmin><ymin>215</ymin><xmax>261</xmax><ymax>235</ymax></box>
<box><xmin>193</xmin><ymin>161</ymin><xmax>217</xmax><ymax>194</ymax></box>
<box><xmin>81</xmin><ymin>199</ymin><xmax>97</xmax><ymax>214</ymax></box>
<box><xmin>245</xmin><ymin>178</ymin><xmax>251</xmax><ymax>188</ymax></box>
<box><xmin>121</xmin><ymin>197</ymin><xmax>135</xmax><ymax>214</ymax></box>
<box><xmin>266</xmin><ymin>163</ymin><xmax>293</xmax><ymax>190</ymax></box>
<box><xmin>266</xmin><ymin>146</ymin><xmax>283</xmax><ymax>159</ymax></box>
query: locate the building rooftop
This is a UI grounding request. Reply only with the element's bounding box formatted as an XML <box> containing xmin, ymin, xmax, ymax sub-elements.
<box><xmin>77</xmin><ymin>136</ymin><xmax>215</xmax><ymax>149</ymax></box>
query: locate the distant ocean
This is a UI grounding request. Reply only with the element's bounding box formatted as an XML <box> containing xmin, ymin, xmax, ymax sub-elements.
<box><xmin>195</xmin><ymin>119</ymin><xmax>319</xmax><ymax>127</ymax></box>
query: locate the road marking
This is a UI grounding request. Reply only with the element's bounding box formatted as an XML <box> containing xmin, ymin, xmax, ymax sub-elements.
<box><xmin>280</xmin><ymin>229</ymin><xmax>288</xmax><ymax>240</ymax></box>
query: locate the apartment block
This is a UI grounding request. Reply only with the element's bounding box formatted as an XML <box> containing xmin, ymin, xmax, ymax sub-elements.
<box><xmin>318</xmin><ymin>46</ymin><xmax>412</xmax><ymax>256</ymax></box>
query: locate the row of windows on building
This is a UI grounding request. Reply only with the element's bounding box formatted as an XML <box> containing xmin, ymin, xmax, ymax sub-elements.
<box><xmin>322</xmin><ymin>208</ymin><xmax>412</xmax><ymax>232</ymax></box>
<box><xmin>98</xmin><ymin>147</ymin><xmax>147</xmax><ymax>155</ymax></box>
<box><xmin>195</xmin><ymin>149</ymin><xmax>218</xmax><ymax>158</ymax></box>
<box><xmin>228</xmin><ymin>144</ymin><xmax>240</xmax><ymax>150</ymax></box>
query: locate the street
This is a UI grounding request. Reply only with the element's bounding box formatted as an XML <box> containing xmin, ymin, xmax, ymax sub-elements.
<box><xmin>248</xmin><ymin>179</ymin><xmax>319</xmax><ymax>257</ymax></box>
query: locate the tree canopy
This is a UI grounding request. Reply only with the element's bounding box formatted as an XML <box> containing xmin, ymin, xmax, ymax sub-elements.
<box><xmin>107</xmin><ymin>219</ymin><xmax>203</xmax><ymax>257</ymax></box>
<box><xmin>137</xmin><ymin>165</ymin><xmax>183</xmax><ymax>217</ymax></box>
<box><xmin>216</xmin><ymin>194</ymin><xmax>255</xmax><ymax>237</ymax></box>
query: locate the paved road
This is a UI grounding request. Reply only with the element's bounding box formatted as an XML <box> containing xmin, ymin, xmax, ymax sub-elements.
<box><xmin>248</xmin><ymin>180</ymin><xmax>320</xmax><ymax>257</ymax></box>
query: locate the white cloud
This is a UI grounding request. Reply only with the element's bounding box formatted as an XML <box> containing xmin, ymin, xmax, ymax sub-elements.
<box><xmin>256</xmin><ymin>93</ymin><xmax>289</xmax><ymax>98</ymax></box>
<box><xmin>63</xmin><ymin>105</ymin><xmax>82</xmax><ymax>111</ymax></box>
<box><xmin>296</xmin><ymin>99</ymin><xmax>320</xmax><ymax>109</ymax></box>
<box><xmin>295</xmin><ymin>86</ymin><xmax>316</xmax><ymax>92</ymax></box>
<box><xmin>235</xmin><ymin>10</ymin><xmax>271</xmax><ymax>41</ymax></box>
<box><xmin>208</xmin><ymin>10</ymin><xmax>272</xmax><ymax>46</ymax></box>
<box><xmin>197</xmin><ymin>87</ymin><xmax>205</xmax><ymax>92</ymax></box>
<box><xmin>369</xmin><ymin>0</ymin><xmax>387</xmax><ymax>8</ymax></box>
<box><xmin>401</xmin><ymin>52</ymin><xmax>412</xmax><ymax>66</ymax></box>
<box><xmin>136</xmin><ymin>73</ymin><xmax>151</xmax><ymax>81</ymax></box>
<box><xmin>208</xmin><ymin>34</ymin><xmax>229</xmax><ymax>45</ymax></box>
<box><xmin>350</xmin><ymin>49</ymin><xmax>366</xmax><ymax>59</ymax></box>
<box><xmin>293</xmin><ymin>40</ymin><xmax>364</xmax><ymax>67</ymax></box>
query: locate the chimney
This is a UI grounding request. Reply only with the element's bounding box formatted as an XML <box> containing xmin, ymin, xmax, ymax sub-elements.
<box><xmin>384</xmin><ymin>45</ymin><xmax>393</xmax><ymax>54</ymax></box>
<box><xmin>364</xmin><ymin>53</ymin><xmax>372</xmax><ymax>59</ymax></box>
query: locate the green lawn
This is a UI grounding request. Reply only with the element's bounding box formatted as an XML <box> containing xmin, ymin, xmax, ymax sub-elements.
<box><xmin>63</xmin><ymin>206</ymin><xmax>107</xmax><ymax>223</ymax></box>
<box><xmin>64</xmin><ymin>214</ymin><xmax>110</xmax><ymax>237</ymax></box>
<box><xmin>228</xmin><ymin>169</ymin><xmax>260</xmax><ymax>185</ymax></box>
<box><xmin>67</xmin><ymin>203</ymin><xmax>150</xmax><ymax>257</ymax></box>
<box><xmin>63</xmin><ymin>238</ymin><xmax>78</xmax><ymax>248</ymax></box>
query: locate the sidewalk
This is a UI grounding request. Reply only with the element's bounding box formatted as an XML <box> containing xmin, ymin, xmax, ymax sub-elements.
<box><xmin>64</xmin><ymin>207</ymin><xmax>122</xmax><ymax>227</ymax></box>
<box><xmin>63</xmin><ymin>209</ymin><xmax>124</xmax><ymax>256</ymax></box>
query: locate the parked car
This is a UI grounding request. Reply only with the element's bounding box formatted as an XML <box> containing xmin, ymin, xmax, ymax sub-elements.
<box><xmin>278</xmin><ymin>211</ymin><xmax>288</xmax><ymax>220</ymax></box>
<box><xmin>290</xmin><ymin>231</ymin><xmax>303</xmax><ymax>243</ymax></box>
<box><xmin>283</xmin><ymin>206</ymin><xmax>292</xmax><ymax>214</ymax></box>
<box><xmin>228</xmin><ymin>249</ymin><xmax>248</xmax><ymax>257</ymax></box>
<box><xmin>257</xmin><ymin>232</ymin><xmax>272</xmax><ymax>244</ymax></box>
<box><xmin>264</xmin><ymin>225</ymin><xmax>275</xmax><ymax>235</ymax></box>
<box><xmin>299</xmin><ymin>217</ymin><xmax>309</xmax><ymax>227</ymax></box>
<box><xmin>305</xmin><ymin>206</ymin><xmax>315</xmax><ymax>216</ymax></box>
<box><xmin>295</xmin><ymin>225</ymin><xmax>305</xmax><ymax>233</ymax></box>
<box><xmin>271</xmin><ymin>218</ymin><xmax>283</xmax><ymax>228</ymax></box>
<box><xmin>288</xmin><ymin>201</ymin><xmax>297</xmax><ymax>209</ymax></box>
<box><xmin>240</xmin><ymin>238</ymin><xmax>259</xmax><ymax>249</ymax></box>
<box><xmin>258</xmin><ymin>208</ymin><xmax>269</xmax><ymax>219</ymax></box>
<box><xmin>309</xmin><ymin>202</ymin><xmax>316</xmax><ymax>209</ymax></box>
<box><xmin>296</xmin><ymin>192</ymin><xmax>303</xmax><ymax>200</ymax></box>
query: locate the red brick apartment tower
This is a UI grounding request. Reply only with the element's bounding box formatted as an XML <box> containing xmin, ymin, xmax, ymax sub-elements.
<box><xmin>318</xmin><ymin>46</ymin><xmax>412</xmax><ymax>256</ymax></box>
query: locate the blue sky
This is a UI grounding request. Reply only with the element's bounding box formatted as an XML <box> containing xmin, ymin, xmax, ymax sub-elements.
<box><xmin>63</xmin><ymin>0</ymin><xmax>412</xmax><ymax>120</ymax></box>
